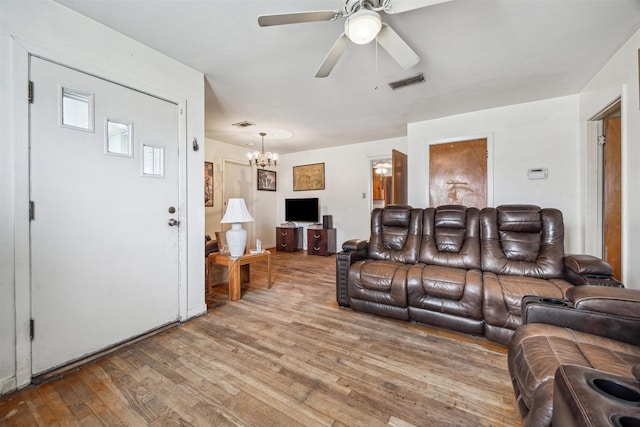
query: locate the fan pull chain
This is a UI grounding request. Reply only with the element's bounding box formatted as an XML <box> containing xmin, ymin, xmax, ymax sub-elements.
<box><xmin>374</xmin><ymin>35</ymin><xmax>379</xmax><ymax>90</ymax></box>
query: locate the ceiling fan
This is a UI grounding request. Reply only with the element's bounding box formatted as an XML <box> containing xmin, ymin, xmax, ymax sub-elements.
<box><xmin>258</xmin><ymin>0</ymin><xmax>451</xmax><ymax>78</ymax></box>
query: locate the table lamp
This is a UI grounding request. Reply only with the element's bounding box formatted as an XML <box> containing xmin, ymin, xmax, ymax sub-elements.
<box><xmin>220</xmin><ymin>198</ymin><xmax>254</xmax><ymax>257</ymax></box>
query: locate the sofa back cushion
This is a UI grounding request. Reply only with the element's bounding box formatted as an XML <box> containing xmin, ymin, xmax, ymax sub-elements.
<box><xmin>481</xmin><ymin>205</ymin><xmax>565</xmax><ymax>278</ymax></box>
<box><xmin>368</xmin><ymin>205</ymin><xmax>422</xmax><ymax>264</ymax></box>
<box><xmin>418</xmin><ymin>205</ymin><xmax>481</xmax><ymax>269</ymax></box>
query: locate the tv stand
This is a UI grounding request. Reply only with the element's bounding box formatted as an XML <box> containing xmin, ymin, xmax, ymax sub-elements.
<box><xmin>276</xmin><ymin>226</ymin><xmax>303</xmax><ymax>252</ymax></box>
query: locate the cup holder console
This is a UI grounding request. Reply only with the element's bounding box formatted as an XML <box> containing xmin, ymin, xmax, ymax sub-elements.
<box><xmin>590</xmin><ymin>378</ymin><xmax>640</xmax><ymax>405</ymax></box>
<box><xmin>540</xmin><ymin>297</ymin><xmax>569</xmax><ymax>306</ymax></box>
<box><xmin>554</xmin><ymin>365</ymin><xmax>640</xmax><ymax>427</ymax></box>
<box><xmin>611</xmin><ymin>414</ymin><xmax>640</xmax><ymax>427</ymax></box>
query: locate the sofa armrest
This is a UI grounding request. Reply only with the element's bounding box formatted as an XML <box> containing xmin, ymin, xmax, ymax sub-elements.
<box><xmin>522</xmin><ymin>289</ymin><xmax>640</xmax><ymax>346</ymax></box>
<box><xmin>335</xmin><ymin>240</ymin><xmax>368</xmax><ymax>307</ymax></box>
<box><xmin>566</xmin><ymin>285</ymin><xmax>640</xmax><ymax>317</ymax></box>
<box><xmin>563</xmin><ymin>254</ymin><xmax>622</xmax><ymax>287</ymax></box>
<box><xmin>342</xmin><ymin>239</ymin><xmax>368</xmax><ymax>252</ymax></box>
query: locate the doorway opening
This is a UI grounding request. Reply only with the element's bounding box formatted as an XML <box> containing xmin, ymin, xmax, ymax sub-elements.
<box><xmin>371</xmin><ymin>159</ymin><xmax>392</xmax><ymax>209</ymax></box>
<box><xmin>588</xmin><ymin>99</ymin><xmax>622</xmax><ymax>280</ymax></box>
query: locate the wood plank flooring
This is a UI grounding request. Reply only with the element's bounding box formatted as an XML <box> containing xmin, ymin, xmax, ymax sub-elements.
<box><xmin>0</xmin><ymin>250</ymin><xmax>521</xmax><ymax>426</ymax></box>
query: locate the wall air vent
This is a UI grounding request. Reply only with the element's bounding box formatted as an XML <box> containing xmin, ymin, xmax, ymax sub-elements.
<box><xmin>388</xmin><ymin>73</ymin><xmax>425</xmax><ymax>90</ymax></box>
<box><xmin>232</xmin><ymin>121</ymin><xmax>255</xmax><ymax>128</ymax></box>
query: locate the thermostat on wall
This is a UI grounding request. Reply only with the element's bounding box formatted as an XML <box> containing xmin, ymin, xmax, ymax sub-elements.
<box><xmin>527</xmin><ymin>168</ymin><xmax>548</xmax><ymax>180</ymax></box>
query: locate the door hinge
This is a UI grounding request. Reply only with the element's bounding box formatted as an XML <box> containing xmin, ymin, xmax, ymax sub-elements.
<box><xmin>29</xmin><ymin>201</ymin><xmax>35</xmax><ymax>221</ymax></box>
<box><xmin>28</xmin><ymin>81</ymin><xmax>34</xmax><ymax>104</ymax></box>
<box><xmin>30</xmin><ymin>319</ymin><xmax>35</xmax><ymax>340</ymax></box>
<box><xmin>598</xmin><ymin>135</ymin><xmax>606</xmax><ymax>146</ymax></box>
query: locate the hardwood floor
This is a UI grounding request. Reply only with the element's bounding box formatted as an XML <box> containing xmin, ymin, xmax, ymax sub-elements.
<box><xmin>0</xmin><ymin>251</ymin><xmax>521</xmax><ymax>426</ymax></box>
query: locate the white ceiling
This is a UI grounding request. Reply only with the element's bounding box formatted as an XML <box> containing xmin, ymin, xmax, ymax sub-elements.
<box><xmin>55</xmin><ymin>0</ymin><xmax>640</xmax><ymax>154</ymax></box>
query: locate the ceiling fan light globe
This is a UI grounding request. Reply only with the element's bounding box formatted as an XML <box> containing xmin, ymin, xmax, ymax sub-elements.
<box><xmin>345</xmin><ymin>9</ymin><xmax>382</xmax><ymax>44</ymax></box>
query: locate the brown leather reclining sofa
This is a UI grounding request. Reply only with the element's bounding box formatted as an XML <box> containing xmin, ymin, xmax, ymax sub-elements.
<box><xmin>336</xmin><ymin>203</ymin><xmax>616</xmax><ymax>344</ymax></box>
<box><xmin>336</xmin><ymin>203</ymin><xmax>639</xmax><ymax>426</ymax></box>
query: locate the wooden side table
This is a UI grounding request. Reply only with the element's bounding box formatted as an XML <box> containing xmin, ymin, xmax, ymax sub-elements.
<box><xmin>208</xmin><ymin>251</ymin><xmax>271</xmax><ymax>301</ymax></box>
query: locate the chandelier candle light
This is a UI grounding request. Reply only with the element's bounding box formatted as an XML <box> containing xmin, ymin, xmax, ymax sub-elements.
<box><xmin>248</xmin><ymin>132</ymin><xmax>278</xmax><ymax>168</ymax></box>
<box><xmin>220</xmin><ymin>198</ymin><xmax>255</xmax><ymax>258</ymax></box>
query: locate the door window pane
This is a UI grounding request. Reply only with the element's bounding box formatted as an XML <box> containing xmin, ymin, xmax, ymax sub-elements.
<box><xmin>142</xmin><ymin>144</ymin><xmax>164</xmax><ymax>177</ymax></box>
<box><xmin>106</xmin><ymin>120</ymin><xmax>133</xmax><ymax>157</ymax></box>
<box><xmin>60</xmin><ymin>86</ymin><xmax>94</xmax><ymax>131</ymax></box>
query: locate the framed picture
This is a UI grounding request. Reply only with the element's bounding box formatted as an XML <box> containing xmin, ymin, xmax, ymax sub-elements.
<box><xmin>293</xmin><ymin>162</ymin><xmax>325</xmax><ymax>191</ymax></box>
<box><xmin>204</xmin><ymin>161</ymin><xmax>213</xmax><ymax>207</ymax></box>
<box><xmin>257</xmin><ymin>169</ymin><xmax>276</xmax><ymax>191</ymax></box>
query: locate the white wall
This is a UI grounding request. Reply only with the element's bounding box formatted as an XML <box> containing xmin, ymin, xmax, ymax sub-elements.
<box><xmin>279</xmin><ymin>137</ymin><xmax>407</xmax><ymax>248</ymax></box>
<box><xmin>0</xmin><ymin>0</ymin><xmax>205</xmax><ymax>394</ymax></box>
<box><xmin>205</xmin><ymin>138</ymin><xmax>277</xmax><ymax>249</ymax></box>
<box><xmin>407</xmin><ymin>95</ymin><xmax>582</xmax><ymax>252</ymax></box>
<box><xmin>205</xmin><ymin>137</ymin><xmax>406</xmax><ymax>250</ymax></box>
<box><xmin>579</xmin><ymin>29</ymin><xmax>640</xmax><ymax>289</ymax></box>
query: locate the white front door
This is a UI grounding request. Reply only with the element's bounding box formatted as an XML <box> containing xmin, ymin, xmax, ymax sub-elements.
<box><xmin>30</xmin><ymin>57</ymin><xmax>180</xmax><ymax>375</ymax></box>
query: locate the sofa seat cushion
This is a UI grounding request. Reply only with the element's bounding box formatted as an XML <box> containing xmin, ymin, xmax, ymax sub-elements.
<box><xmin>508</xmin><ymin>323</ymin><xmax>640</xmax><ymax>427</ymax></box>
<box><xmin>347</xmin><ymin>260</ymin><xmax>410</xmax><ymax>320</ymax></box>
<box><xmin>406</xmin><ymin>264</ymin><xmax>484</xmax><ymax>334</ymax></box>
<box><xmin>407</xmin><ymin>265</ymin><xmax>475</xmax><ymax>303</ymax></box>
<box><xmin>482</xmin><ymin>272</ymin><xmax>572</xmax><ymax>344</ymax></box>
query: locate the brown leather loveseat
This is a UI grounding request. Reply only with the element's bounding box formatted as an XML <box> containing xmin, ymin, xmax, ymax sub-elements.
<box><xmin>336</xmin><ymin>204</ymin><xmax>618</xmax><ymax>344</ymax></box>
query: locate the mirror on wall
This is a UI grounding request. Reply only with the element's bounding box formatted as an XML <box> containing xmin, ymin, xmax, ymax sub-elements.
<box><xmin>371</xmin><ymin>159</ymin><xmax>392</xmax><ymax>210</ymax></box>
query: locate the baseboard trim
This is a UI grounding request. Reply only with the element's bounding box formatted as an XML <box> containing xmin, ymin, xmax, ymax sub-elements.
<box><xmin>31</xmin><ymin>321</ymin><xmax>179</xmax><ymax>386</ymax></box>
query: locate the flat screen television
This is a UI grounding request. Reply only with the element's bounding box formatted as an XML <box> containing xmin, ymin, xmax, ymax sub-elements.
<box><xmin>285</xmin><ymin>198</ymin><xmax>319</xmax><ymax>223</ymax></box>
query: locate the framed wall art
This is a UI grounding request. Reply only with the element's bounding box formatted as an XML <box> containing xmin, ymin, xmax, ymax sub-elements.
<box><xmin>293</xmin><ymin>162</ymin><xmax>325</xmax><ymax>191</ymax></box>
<box><xmin>257</xmin><ymin>169</ymin><xmax>276</xmax><ymax>191</ymax></box>
<box><xmin>204</xmin><ymin>161</ymin><xmax>213</xmax><ymax>207</ymax></box>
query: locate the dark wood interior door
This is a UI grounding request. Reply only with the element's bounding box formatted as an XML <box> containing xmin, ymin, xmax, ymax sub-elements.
<box><xmin>429</xmin><ymin>139</ymin><xmax>487</xmax><ymax>208</ymax></box>
<box><xmin>603</xmin><ymin>116</ymin><xmax>622</xmax><ymax>280</ymax></box>
<box><xmin>391</xmin><ymin>149</ymin><xmax>408</xmax><ymax>205</ymax></box>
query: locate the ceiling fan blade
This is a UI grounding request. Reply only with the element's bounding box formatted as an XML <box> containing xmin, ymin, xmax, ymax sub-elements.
<box><xmin>376</xmin><ymin>24</ymin><xmax>420</xmax><ymax>70</ymax></box>
<box><xmin>384</xmin><ymin>0</ymin><xmax>452</xmax><ymax>14</ymax></box>
<box><xmin>258</xmin><ymin>10</ymin><xmax>340</xmax><ymax>27</ymax></box>
<box><xmin>315</xmin><ymin>33</ymin><xmax>349</xmax><ymax>78</ymax></box>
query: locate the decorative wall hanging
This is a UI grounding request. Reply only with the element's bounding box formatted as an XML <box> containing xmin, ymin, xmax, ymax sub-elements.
<box><xmin>204</xmin><ymin>161</ymin><xmax>213</xmax><ymax>207</ymax></box>
<box><xmin>293</xmin><ymin>162</ymin><xmax>325</xmax><ymax>191</ymax></box>
<box><xmin>257</xmin><ymin>169</ymin><xmax>276</xmax><ymax>191</ymax></box>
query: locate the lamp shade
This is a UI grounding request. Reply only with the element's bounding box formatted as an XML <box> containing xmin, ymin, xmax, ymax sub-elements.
<box><xmin>345</xmin><ymin>9</ymin><xmax>382</xmax><ymax>44</ymax></box>
<box><xmin>220</xmin><ymin>198</ymin><xmax>254</xmax><ymax>223</ymax></box>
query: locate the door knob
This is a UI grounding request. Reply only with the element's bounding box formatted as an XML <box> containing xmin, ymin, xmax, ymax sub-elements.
<box><xmin>168</xmin><ymin>218</ymin><xmax>180</xmax><ymax>227</ymax></box>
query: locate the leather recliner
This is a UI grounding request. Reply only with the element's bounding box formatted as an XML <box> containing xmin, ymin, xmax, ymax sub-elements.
<box><xmin>407</xmin><ymin>205</ymin><xmax>484</xmax><ymax>335</ymax></box>
<box><xmin>508</xmin><ymin>286</ymin><xmax>640</xmax><ymax>427</ymax></box>
<box><xmin>480</xmin><ymin>205</ymin><xmax>574</xmax><ymax>344</ymax></box>
<box><xmin>346</xmin><ymin>205</ymin><xmax>422</xmax><ymax>320</ymax></box>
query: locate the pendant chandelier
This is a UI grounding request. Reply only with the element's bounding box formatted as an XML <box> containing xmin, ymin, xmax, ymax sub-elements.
<box><xmin>247</xmin><ymin>132</ymin><xmax>278</xmax><ymax>169</ymax></box>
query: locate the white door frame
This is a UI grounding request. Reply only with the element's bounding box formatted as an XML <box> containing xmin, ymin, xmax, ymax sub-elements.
<box><xmin>11</xmin><ymin>39</ymin><xmax>190</xmax><ymax>386</ymax></box>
